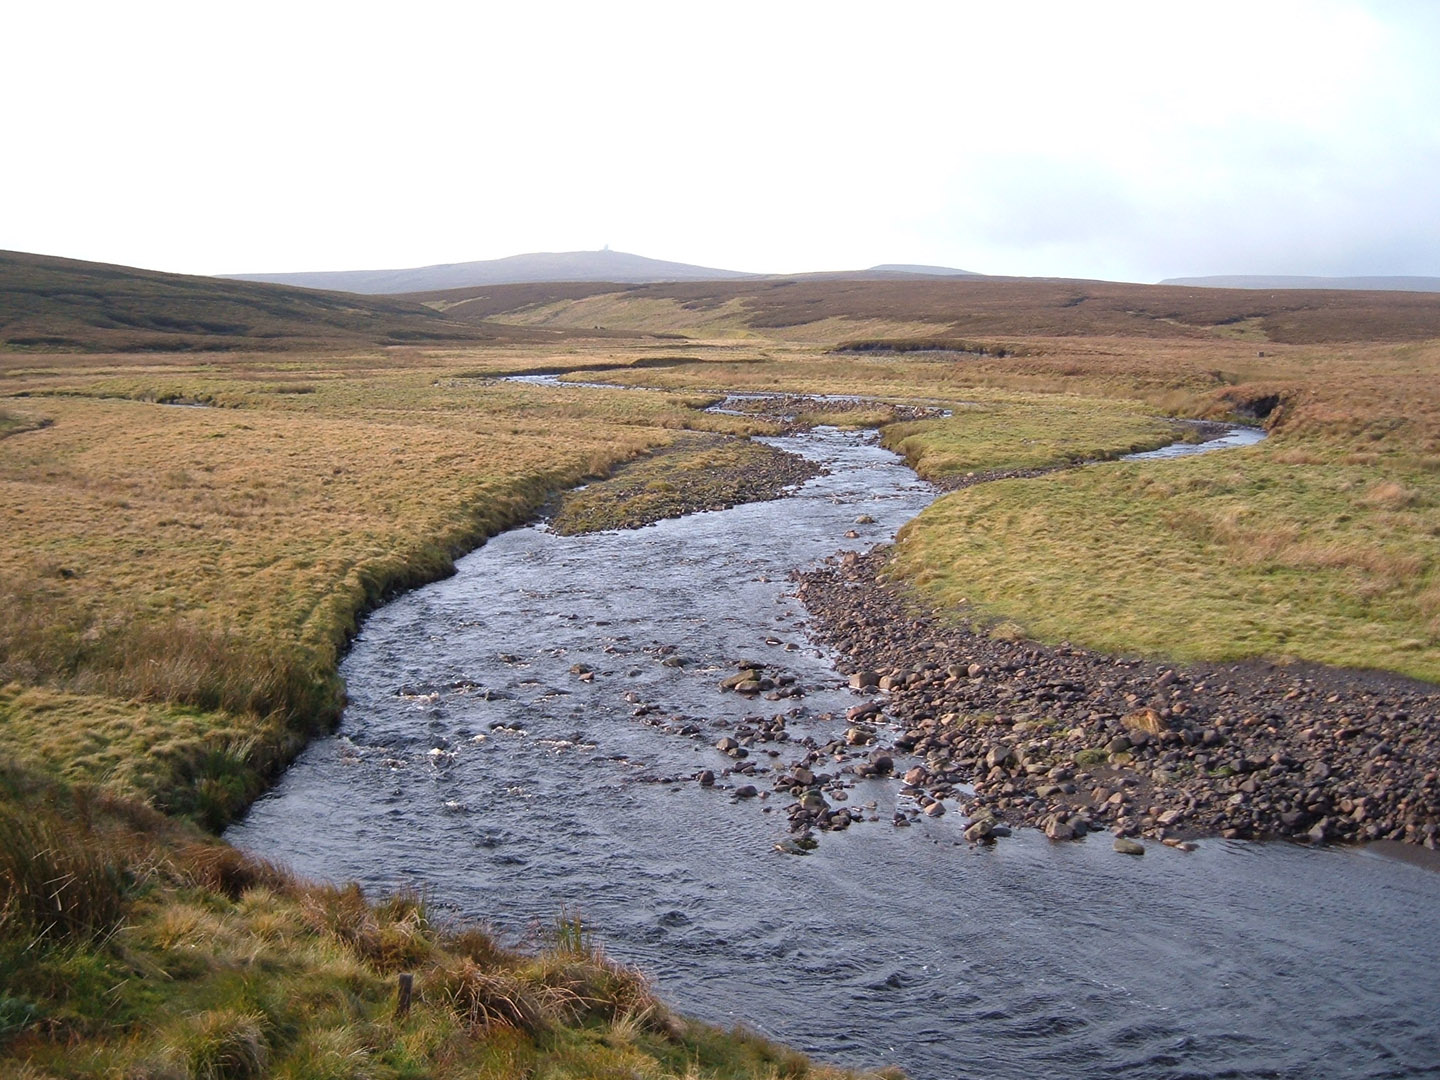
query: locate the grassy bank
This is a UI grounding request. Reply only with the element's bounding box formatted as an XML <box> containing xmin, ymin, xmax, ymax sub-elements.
<box><xmin>0</xmin><ymin>349</ymin><xmax>768</xmax><ymax>823</ymax></box>
<box><xmin>888</xmin><ymin>342</ymin><xmax>1440</xmax><ymax>682</ymax></box>
<box><xmin>0</xmin><ymin>764</ymin><xmax>886</xmax><ymax>1080</ymax></box>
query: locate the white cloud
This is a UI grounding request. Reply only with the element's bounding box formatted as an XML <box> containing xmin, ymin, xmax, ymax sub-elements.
<box><xmin>3</xmin><ymin>0</ymin><xmax>1436</xmax><ymax>280</ymax></box>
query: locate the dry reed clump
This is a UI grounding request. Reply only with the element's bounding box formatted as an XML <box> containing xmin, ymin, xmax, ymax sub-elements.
<box><xmin>170</xmin><ymin>841</ymin><xmax>294</xmax><ymax>902</ymax></box>
<box><xmin>521</xmin><ymin>951</ymin><xmax>660</xmax><ymax>1028</ymax></box>
<box><xmin>0</xmin><ymin>803</ymin><xmax>127</xmax><ymax>945</ymax></box>
<box><xmin>429</xmin><ymin>958</ymin><xmax>556</xmax><ymax>1037</ymax></box>
<box><xmin>298</xmin><ymin>883</ymin><xmax>435</xmax><ymax>973</ymax></box>
<box><xmin>1360</xmin><ymin>479</ymin><xmax>1421</xmax><ymax>510</ymax></box>
<box><xmin>0</xmin><ymin>584</ymin><xmax>334</xmax><ymax>726</ymax></box>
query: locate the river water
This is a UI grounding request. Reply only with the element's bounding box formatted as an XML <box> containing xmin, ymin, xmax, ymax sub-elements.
<box><xmin>228</xmin><ymin>420</ymin><xmax>1439</xmax><ymax>1080</ymax></box>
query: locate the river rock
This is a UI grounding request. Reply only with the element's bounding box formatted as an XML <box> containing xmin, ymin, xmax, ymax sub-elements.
<box><xmin>1044</xmin><ymin>815</ymin><xmax>1076</xmax><ymax>841</ymax></box>
<box><xmin>735</xmin><ymin>785</ymin><xmax>758</xmax><ymax>799</ymax></box>
<box><xmin>850</xmin><ymin>670</ymin><xmax>880</xmax><ymax>689</ymax></box>
<box><xmin>985</xmin><ymin>745</ymin><xmax>1014</xmax><ymax>770</ymax></box>
<box><xmin>1113</xmin><ymin>836</ymin><xmax>1145</xmax><ymax>855</ymax></box>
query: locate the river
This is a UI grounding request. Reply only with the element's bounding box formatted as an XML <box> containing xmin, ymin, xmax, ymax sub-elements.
<box><xmin>228</xmin><ymin>416</ymin><xmax>1439</xmax><ymax>1080</ymax></box>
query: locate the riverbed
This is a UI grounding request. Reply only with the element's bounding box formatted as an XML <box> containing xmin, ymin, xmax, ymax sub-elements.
<box><xmin>229</xmin><ymin>421</ymin><xmax>1440</xmax><ymax>1080</ymax></box>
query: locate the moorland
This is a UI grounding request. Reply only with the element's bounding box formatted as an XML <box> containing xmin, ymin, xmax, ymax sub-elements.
<box><xmin>2</xmin><ymin>248</ymin><xmax>1438</xmax><ymax>1077</ymax></box>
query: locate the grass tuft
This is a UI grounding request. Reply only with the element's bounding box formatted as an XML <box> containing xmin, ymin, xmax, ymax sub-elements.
<box><xmin>0</xmin><ymin>803</ymin><xmax>127</xmax><ymax>945</ymax></box>
<box><xmin>165</xmin><ymin>1008</ymin><xmax>271</xmax><ymax>1080</ymax></box>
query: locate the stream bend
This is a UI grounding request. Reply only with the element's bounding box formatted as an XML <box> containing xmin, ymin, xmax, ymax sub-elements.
<box><xmin>229</xmin><ymin>418</ymin><xmax>1438</xmax><ymax>1080</ymax></box>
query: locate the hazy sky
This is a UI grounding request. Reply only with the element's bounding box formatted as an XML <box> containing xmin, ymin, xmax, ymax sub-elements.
<box><xmin>6</xmin><ymin>1</ymin><xmax>1438</xmax><ymax>282</ymax></box>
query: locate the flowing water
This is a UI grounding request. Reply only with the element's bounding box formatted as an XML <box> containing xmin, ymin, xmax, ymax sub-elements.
<box><xmin>229</xmin><ymin>418</ymin><xmax>1440</xmax><ymax>1080</ymax></box>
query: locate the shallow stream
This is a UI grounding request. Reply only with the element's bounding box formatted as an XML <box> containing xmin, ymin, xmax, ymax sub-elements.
<box><xmin>229</xmin><ymin>417</ymin><xmax>1439</xmax><ymax>1079</ymax></box>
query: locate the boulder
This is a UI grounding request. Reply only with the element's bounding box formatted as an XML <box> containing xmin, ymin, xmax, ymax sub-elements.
<box><xmin>1044</xmin><ymin>816</ymin><xmax>1076</xmax><ymax>841</ymax></box>
<box><xmin>1113</xmin><ymin>836</ymin><xmax>1145</xmax><ymax>855</ymax></box>
<box><xmin>985</xmin><ymin>745</ymin><xmax>1015</xmax><ymax>770</ymax></box>
<box><xmin>964</xmin><ymin>819</ymin><xmax>994</xmax><ymax>842</ymax></box>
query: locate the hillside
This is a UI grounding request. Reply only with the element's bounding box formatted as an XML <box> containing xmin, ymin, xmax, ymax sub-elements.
<box><xmin>403</xmin><ymin>275</ymin><xmax>1440</xmax><ymax>345</ymax></box>
<box><xmin>0</xmin><ymin>250</ymin><xmax>576</xmax><ymax>351</ymax></box>
<box><xmin>224</xmin><ymin>248</ymin><xmax>756</xmax><ymax>294</ymax></box>
<box><xmin>1160</xmin><ymin>274</ymin><xmax>1440</xmax><ymax>293</ymax></box>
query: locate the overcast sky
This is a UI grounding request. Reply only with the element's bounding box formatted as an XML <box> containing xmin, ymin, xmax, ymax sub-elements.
<box><xmin>5</xmin><ymin>0</ymin><xmax>1438</xmax><ymax>282</ymax></box>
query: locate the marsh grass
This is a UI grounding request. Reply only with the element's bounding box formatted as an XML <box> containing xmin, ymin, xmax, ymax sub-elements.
<box><xmin>880</xmin><ymin>396</ymin><xmax>1176</xmax><ymax>477</ymax></box>
<box><xmin>891</xmin><ymin>437</ymin><xmax>1440</xmax><ymax>680</ymax></box>
<box><xmin>0</xmin><ymin>355</ymin><xmax>753</xmax><ymax>824</ymax></box>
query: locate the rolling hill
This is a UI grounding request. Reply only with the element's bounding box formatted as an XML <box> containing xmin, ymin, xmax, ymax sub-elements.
<box><xmin>223</xmin><ymin>249</ymin><xmax>757</xmax><ymax>294</ymax></box>
<box><xmin>0</xmin><ymin>250</ymin><xmax>575</xmax><ymax>352</ymax></box>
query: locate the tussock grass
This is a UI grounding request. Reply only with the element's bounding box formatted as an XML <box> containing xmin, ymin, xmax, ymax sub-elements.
<box><xmin>0</xmin><ymin>766</ymin><xmax>877</xmax><ymax>1079</ymax></box>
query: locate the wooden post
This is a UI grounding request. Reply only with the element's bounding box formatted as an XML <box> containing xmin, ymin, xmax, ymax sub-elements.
<box><xmin>395</xmin><ymin>972</ymin><xmax>413</xmax><ymax>1019</ymax></box>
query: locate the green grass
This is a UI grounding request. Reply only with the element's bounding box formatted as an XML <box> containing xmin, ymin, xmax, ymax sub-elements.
<box><xmin>880</xmin><ymin>395</ymin><xmax>1177</xmax><ymax>477</ymax></box>
<box><xmin>891</xmin><ymin>435</ymin><xmax>1440</xmax><ymax>681</ymax></box>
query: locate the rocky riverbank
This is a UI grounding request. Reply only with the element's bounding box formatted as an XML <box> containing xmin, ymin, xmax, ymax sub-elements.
<box><xmin>792</xmin><ymin>549</ymin><xmax>1440</xmax><ymax>850</ymax></box>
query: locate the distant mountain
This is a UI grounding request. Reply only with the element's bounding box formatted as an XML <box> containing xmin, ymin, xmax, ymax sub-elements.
<box><xmin>865</xmin><ymin>263</ymin><xmax>982</xmax><ymax>277</ymax></box>
<box><xmin>224</xmin><ymin>250</ymin><xmax>756</xmax><ymax>295</ymax></box>
<box><xmin>1160</xmin><ymin>274</ymin><xmax>1440</xmax><ymax>294</ymax></box>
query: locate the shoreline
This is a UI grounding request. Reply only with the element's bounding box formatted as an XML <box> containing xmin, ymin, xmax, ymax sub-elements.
<box><xmin>794</xmin><ymin>548</ymin><xmax>1440</xmax><ymax>851</ymax></box>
